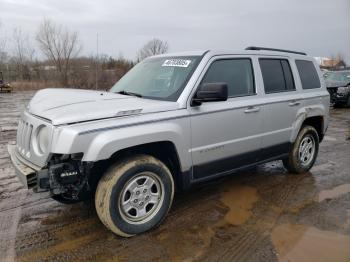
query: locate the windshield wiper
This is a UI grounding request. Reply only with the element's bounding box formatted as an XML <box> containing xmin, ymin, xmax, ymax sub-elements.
<box><xmin>116</xmin><ymin>90</ymin><xmax>142</xmax><ymax>98</ymax></box>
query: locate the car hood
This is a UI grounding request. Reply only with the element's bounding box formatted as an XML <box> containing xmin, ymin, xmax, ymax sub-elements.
<box><xmin>27</xmin><ymin>88</ymin><xmax>180</xmax><ymax>125</ymax></box>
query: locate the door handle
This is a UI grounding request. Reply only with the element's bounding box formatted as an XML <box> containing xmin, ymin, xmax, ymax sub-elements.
<box><xmin>244</xmin><ymin>106</ymin><xmax>260</xmax><ymax>113</ymax></box>
<box><xmin>288</xmin><ymin>101</ymin><xmax>301</xmax><ymax>106</ymax></box>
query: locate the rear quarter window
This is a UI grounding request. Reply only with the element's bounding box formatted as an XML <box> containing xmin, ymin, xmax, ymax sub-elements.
<box><xmin>295</xmin><ymin>60</ymin><xmax>321</xmax><ymax>89</ymax></box>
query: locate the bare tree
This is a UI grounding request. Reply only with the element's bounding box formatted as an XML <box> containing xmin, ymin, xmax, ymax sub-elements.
<box><xmin>329</xmin><ymin>53</ymin><xmax>347</xmax><ymax>70</ymax></box>
<box><xmin>336</xmin><ymin>53</ymin><xmax>347</xmax><ymax>68</ymax></box>
<box><xmin>12</xmin><ymin>27</ymin><xmax>35</xmax><ymax>80</ymax></box>
<box><xmin>137</xmin><ymin>38</ymin><xmax>169</xmax><ymax>62</ymax></box>
<box><xmin>0</xmin><ymin>21</ymin><xmax>8</xmax><ymax>67</ymax></box>
<box><xmin>36</xmin><ymin>19</ymin><xmax>82</xmax><ymax>86</ymax></box>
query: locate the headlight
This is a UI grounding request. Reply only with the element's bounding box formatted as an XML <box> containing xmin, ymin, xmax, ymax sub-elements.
<box><xmin>337</xmin><ymin>86</ymin><xmax>350</xmax><ymax>94</ymax></box>
<box><xmin>36</xmin><ymin>125</ymin><xmax>49</xmax><ymax>154</ymax></box>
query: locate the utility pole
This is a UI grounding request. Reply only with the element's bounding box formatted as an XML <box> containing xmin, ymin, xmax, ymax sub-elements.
<box><xmin>95</xmin><ymin>33</ymin><xmax>99</xmax><ymax>90</ymax></box>
<box><xmin>7</xmin><ymin>64</ymin><xmax>10</xmax><ymax>81</ymax></box>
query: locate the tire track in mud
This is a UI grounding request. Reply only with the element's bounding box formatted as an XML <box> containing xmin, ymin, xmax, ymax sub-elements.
<box><xmin>0</xmin><ymin>195</ymin><xmax>52</xmax><ymax>213</ymax></box>
<box><xmin>0</xmin><ymin>167</ymin><xmax>29</xmax><ymax>212</ymax></box>
<box><xmin>218</xmin><ymin>232</ymin><xmax>271</xmax><ymax>262</ymax></box>
<box><xmin>269</xmin><ymin>176</ymin><xmax>305</xmax><ymax>210</ymax></box>
<box><xmin>16</xmin><ymin>217</ymin><xmax>101</xmax><ymax>253</ymax></box>
<box><xmin>0</xmin><ymin>92</ymin><xmax>31</xmax><ymax>261</ymax></box>
<box><xmin>0</xmin><ymin>191</ymin><xmax>27</xmax><ymax>262</ymax></box>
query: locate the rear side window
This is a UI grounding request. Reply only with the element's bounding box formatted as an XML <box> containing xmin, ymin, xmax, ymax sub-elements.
<box><xmin>295</xmin><ymin>60</ymin><xmax>321</xmax><ymax>89</ymax></box>
<box><xmin>201</xmin><ymin>59</ymin><xmax>255</xmax><ymax>97</ymax></box>
<box><xmin>259</xmin><ymin>59</ymin><xmax>295</xmax><ymax>93</ymax></box>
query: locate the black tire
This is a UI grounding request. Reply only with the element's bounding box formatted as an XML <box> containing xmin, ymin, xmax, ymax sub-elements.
<box><xmin>283</xmin><ymin>125</ymin><xmax>319</xmax><ymax>174</ymax></box>
<box><xmin>95</xmin><ymin>154</ymin><xmax>174</xmax><ymax>237</ymax></box>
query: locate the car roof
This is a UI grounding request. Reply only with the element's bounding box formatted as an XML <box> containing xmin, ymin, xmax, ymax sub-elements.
<box><xmin>153</xmin><ymin>49</ymin><xmax>311</xmax><ymax>60</ymax></box>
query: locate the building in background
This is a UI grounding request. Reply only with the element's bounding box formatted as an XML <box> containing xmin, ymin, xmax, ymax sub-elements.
<box><xmin>314</xmin><ymin>57</ymin><xmax>347</xmax><ymax>70</ymax></box>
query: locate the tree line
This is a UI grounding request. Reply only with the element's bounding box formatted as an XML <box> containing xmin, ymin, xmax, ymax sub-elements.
<box><xmin>0</xmin><ymin>19</ymin><xmax>169</xmax><ymax>90</ymax></box>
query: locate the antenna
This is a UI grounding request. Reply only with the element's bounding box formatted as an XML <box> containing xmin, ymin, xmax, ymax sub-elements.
<box><xmin>95</xmin><ymin>33</ymin><xmax>99</xmax><ymax>90</ymax></box>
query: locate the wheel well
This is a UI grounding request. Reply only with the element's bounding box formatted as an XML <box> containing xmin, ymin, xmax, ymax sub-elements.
<box><xmin>302</xmin><ymin>116</ymin><xmax>324</xmax><ymax>141</ymax></box>
<box><xmin>89</xmin><ymin>141</ymin><xmax>182</xmax><ymax>191</ymax></box>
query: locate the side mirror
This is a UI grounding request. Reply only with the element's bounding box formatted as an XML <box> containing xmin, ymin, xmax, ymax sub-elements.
<box><xmin>192</xmin><ymin>82</ymin><xmax>228</xmax><ymax>106</ymax></box>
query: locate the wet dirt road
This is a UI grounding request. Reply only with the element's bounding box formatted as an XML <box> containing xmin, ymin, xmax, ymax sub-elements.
<box><xmin>1</xmin><ymin>91</ymin><xmax>350</xmax><ymax>262</ymax></box>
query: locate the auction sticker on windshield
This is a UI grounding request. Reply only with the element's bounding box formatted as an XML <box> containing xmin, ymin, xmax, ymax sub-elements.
<box><xmin>162</xmin><ymin>59</ymin><xmax>191</xmax><ymax>67</ymax></box>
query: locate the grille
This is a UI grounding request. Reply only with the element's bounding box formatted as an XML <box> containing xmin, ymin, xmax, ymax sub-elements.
<box><xmin>17</xmin><ymin>119</ymin><xmax>33</xmax><ymax>158</ymax></box>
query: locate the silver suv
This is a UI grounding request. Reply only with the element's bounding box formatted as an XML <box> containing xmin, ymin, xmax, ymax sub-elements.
<box><xmin>8</xmin><ymin>47</ymin><xmax>329</xmax><ymax>237</ymax></box>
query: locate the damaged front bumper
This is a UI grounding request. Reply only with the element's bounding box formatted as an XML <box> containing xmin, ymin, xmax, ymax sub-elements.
<box><xmin>8</xmin><ymin>144</ymin><xmax>92</xmax><ymax>200</ymax></box>
<box><xmin>7</xmin><ymin>144</ymin><xmax>40</xmax><ymax>189</ymax></box>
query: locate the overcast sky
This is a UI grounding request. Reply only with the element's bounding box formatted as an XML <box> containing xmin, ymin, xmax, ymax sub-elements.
<box><xmin>1</xmin><ymin>0</ymin><xmax>349</xmax><ymax>62</ymax></box>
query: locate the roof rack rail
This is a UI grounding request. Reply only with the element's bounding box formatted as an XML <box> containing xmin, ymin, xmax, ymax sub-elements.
<box><xmin>245</xmin><ymin>46</ymin><xmax>307</xmax><ymax>56</ymax></box>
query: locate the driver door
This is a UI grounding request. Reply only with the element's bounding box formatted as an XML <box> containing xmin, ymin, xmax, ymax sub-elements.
<box><xmin>189</xmin><ymin>56</ymin><xmax>264</xmax><ymax>180</ymax></box>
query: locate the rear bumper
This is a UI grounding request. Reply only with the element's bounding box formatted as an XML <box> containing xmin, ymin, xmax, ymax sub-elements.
<box><xmin>7</xmin><ymin>144</ymin><xmax>39</xmax><ymax>188</ymax></box>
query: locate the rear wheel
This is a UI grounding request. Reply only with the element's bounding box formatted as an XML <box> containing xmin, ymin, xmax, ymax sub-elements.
<box><xmin>283</xmin><ymin>125</ymin><xmax>319</xmax><ymax>174</ymax></box>
<box><xmin>95</xmin><ymin>155</ymin><xmax>174</xmax><ymax>237</ymax></box>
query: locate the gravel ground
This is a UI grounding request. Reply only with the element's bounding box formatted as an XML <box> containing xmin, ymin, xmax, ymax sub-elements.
<box><xmin>0</xmin><ymin>91</ymin><xmax>350</xmax><ymax>262</ymax></box>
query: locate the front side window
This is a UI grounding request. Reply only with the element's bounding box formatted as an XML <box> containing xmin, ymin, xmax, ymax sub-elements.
<box><xmin>259</xmin><ymin>59</ymin><xmax>296</xmax><ymax>93</ymax></box>
<box><xmin>201</xmin><ymin>59</ymin><xmax>255</xmax><ymax>97</ymax></box>
<box><xmin>110</xmin><ymin>56</ymin><xmax>201</xmax><ymax>101</ymax></box>
<box><xmin>295</xmin><ymin>60</ymin><xmax>321</xmax><ymax>89</ymax></box>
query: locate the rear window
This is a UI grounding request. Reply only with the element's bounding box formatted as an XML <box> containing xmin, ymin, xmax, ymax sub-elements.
<box><xmin>295</xmin><ymin>60</ymin><xmax>321</xmax><ymax>89</ymax></box>
<box><xmin>259</xmin><ymin>59</ymin><xmax>295</xmax><ymax>93</ymax></box>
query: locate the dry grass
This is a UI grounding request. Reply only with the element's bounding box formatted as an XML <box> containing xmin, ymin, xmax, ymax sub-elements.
<box><xmin>11</xmin><ymin>81</ymin><xmax>61</xmax><ymax>91</ymax></box>
<box><xmin>11</xmin><ymin>78</ymin><xmax>113</xmax><ymax>91</ymax></box>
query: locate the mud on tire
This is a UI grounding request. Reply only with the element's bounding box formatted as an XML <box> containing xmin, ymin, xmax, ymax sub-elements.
<box><xmin>283</xmin><ymin>125</ymin><xmax>319</xmax><ymax>174</ymax></box>
<box><xmin>95</xmin><ymin>154</ymin><xmax>175</xmax><ymax>237</ymax></box>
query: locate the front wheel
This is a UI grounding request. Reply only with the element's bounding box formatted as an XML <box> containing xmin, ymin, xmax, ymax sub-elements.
<box><xmin>283</xmin><ymin>125</ymin><xmax>319</xmax><ymax>174</ymax></box>
<box><xmin>95</xmin><ymin>155</ymin><xmax>174</xmax><ymax>237</ymax></box>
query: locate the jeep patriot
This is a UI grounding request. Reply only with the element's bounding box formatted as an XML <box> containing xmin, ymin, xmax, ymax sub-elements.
<box><xmin>8</xmin><ymin>47</ymin><xmax>329</xmax><ymax>236</ymax></box>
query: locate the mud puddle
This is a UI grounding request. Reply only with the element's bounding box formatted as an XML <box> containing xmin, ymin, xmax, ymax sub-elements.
<box><xmin>220</xmin><ymin>184</ymin><xmax>259</xmax><ymax>225</ymax></box>
<box><xmin>318</xmin><ymin>184</ymin><xmax>350</xmax><ymax>202</ymax></box>
<box><xmin>272</xmin><ymin>223</ymin><xmax>350</xmax><ymax>262</ymax></box>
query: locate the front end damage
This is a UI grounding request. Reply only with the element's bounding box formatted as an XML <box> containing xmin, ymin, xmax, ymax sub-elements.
<box><xmin>8</xmin><ymin>145</ymin><xmax>93</xmax><ymax>202</ymax></box>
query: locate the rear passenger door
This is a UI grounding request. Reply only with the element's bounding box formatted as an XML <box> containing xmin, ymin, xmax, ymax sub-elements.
<box><xmin>258</xmin><ymin>58</ymin><xmax>303</xmax><ymax>159</ymax></box>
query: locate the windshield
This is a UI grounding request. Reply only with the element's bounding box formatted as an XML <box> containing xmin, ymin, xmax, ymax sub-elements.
<box><xmin>325</xmin><ymin>71</ymin><xmax>350</xmax><ymax>82</ymax></box>
<box><xmin>110</xmin><ymin>56</ymin><xmax>201</xmax><ymax>101</ymax></box>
